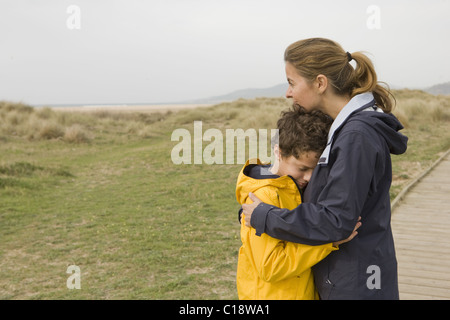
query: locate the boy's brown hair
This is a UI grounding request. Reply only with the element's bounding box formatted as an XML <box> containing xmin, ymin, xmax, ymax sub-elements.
<box><xmin>275</xmin><ymin>104</ymin><xmax>332</xmax><ymax>159</ymax></box>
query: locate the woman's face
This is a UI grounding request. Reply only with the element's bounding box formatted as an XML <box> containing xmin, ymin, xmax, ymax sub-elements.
<box><xmin>285</xmin><ymin>62</ymin><xmax>320</xmax><ymax>112</ymax></box>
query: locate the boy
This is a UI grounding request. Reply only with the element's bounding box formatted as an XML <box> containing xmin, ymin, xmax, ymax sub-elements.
<box><xmin>236</xmin><ymin>104</ymin><xmax>357</xmax><ymax>299</ymax></box>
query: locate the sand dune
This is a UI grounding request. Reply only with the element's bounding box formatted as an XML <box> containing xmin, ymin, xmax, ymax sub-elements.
<box><xmin>49</xmin><ymin>103</ymin><xmax>213</xmax><ymax>113</ymax></box>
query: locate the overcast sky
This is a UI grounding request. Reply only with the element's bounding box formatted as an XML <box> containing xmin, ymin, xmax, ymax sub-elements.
<box><xmin>1</xmin><ymin>0</ymin><xmax>449</xmax><ymax>105</ymax></box>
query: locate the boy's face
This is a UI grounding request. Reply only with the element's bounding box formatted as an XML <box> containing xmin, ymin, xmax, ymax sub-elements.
<box><xmin>277</xmin><ymin>151</ymin><xmax>319</xmax><ymax>189</ymax></box>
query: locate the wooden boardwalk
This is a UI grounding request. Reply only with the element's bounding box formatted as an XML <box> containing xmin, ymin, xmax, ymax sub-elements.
<box><xmin>391</xmin><ymin>151</ymin><xmax>450</xmax><ymax>300</ymax></box>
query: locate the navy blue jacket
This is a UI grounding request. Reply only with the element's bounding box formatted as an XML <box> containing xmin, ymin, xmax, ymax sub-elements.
<box><xmin>251</xmin><ymin>93</ymin><xmax>408</xmax><ymax>299</ymax></box>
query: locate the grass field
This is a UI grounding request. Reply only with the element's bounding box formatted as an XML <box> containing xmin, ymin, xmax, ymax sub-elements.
<box><xmin>1</xmin><ymin>90</ymin><xmax>450</xmax><ymax>299</ymax></box>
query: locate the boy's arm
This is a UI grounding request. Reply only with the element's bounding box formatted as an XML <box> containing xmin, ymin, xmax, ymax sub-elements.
<box><xmin>243</xmin><ymin>188</ymin><xmax>337</xmax><ymax>283</ymax></box>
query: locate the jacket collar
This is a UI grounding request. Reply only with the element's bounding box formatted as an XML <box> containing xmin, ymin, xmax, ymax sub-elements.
<box><xmin>318</xmin><ymin>92</ymin><xmax>376</xmax><ymax>165</ymax></box>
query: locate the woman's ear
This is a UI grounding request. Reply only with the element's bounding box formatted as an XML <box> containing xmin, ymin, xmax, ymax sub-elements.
<box><xmin>315</xmin><ymin>74</ymin><xmax>328</xmax><ymax>94</ymax></box>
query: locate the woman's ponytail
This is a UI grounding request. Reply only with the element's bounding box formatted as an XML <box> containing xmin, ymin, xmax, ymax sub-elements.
<box><xmin>350</xmin><ymin>52</ymin><xmax>395</xmax><ymax>113</ymax></box>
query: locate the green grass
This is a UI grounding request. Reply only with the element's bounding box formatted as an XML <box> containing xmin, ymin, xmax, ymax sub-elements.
<box><xmin>0</xmin><ymin>125</ymin><xmax>242</xmax><ymax>299</ymax></box>
<box><xmin>1</xmin><ymin>92</ymin><xmax>450</xmax><ymax>299</ymax></box>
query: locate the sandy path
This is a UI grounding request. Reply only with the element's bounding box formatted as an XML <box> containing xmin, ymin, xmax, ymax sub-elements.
<box><xmin>49</xmin><ymin>104</ymin><xmax>213</xmax><ymax>113</ymax></box>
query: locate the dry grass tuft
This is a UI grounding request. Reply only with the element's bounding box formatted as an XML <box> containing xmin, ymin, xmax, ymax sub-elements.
<box><xmin>38</xmin><ymin>121</ymin><xmax>65</xmax><ymax>140</ymax></box>
<box><xmin>63</xmin><ymin>124</ymin><xmax>91</xmax><ymax>143</ymax></box>
<box><xmin>392</xmin><ymin>89</ymin><xmax>450</xmax><ymax>128</ymax></box>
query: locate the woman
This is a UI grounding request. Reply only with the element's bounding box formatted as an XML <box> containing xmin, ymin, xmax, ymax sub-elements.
<box><xmin>242</xmin><ymin>38</ymin><xmax>408</xmax><ymax>299</ymax></box>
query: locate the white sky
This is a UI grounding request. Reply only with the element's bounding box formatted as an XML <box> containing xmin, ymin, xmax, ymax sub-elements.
<box><xmin>0</xmin><ymin>0</ymin><xmax>449</xmax><ymax>105</ymax></box>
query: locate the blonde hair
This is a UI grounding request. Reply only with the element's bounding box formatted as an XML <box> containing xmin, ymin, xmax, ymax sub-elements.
<box><xmin>284</xmin><ymin>38</ymin><xmax>395</xmax><ymax>113</ymax></box>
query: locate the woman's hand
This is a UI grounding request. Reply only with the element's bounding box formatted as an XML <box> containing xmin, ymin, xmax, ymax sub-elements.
<box><xmin>332</xmin><ymin>217</ymin><xmax>362</xmax><ymax>247</ymax></box>
<box><xmin>242</xmin><ymin>192</ymin><xmax>263</xmax><ymax>227</ymax></box>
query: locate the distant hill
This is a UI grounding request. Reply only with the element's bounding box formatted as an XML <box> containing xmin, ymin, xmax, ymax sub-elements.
<box><xmin>425</xmin><ymin>82</ymin><xmax>450</xmax><ymax>95</ymax></box>
<box><xmin>184</xmin><ymin>83</ymin><xmax>287</xmax><ymax>104</ymax></box>
<box><xmin>181</xmin><ymin>81</ymin><xmax>449</xmax><ymax>105</ymax></box>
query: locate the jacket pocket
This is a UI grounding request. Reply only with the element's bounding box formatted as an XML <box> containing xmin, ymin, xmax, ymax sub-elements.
<box><xmin>318</xmin><ymin>278</ymin><xmax>335</xmax><ymax>300</ymax></box>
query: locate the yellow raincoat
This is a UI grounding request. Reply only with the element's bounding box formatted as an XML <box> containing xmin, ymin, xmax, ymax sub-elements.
<box><xmin>236</xmin><ymin>159</ymin><xmax>338</xmax><ymax>300</ymax></box>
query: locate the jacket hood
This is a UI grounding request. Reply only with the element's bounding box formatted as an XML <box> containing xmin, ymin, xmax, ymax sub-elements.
<box><xmin>349</xmin><ymin>110</ymin><xmax>408</xmax><ymax>155</ymax></box>
<box><xmin>235</xmin><ymin>159</ymin><xmax>299</xmax><ymax>205</ymax></box>
<box><xmin>319</xmin><ymin>93</ymin><xmax>407</xmax><ymax>165</ymax></box>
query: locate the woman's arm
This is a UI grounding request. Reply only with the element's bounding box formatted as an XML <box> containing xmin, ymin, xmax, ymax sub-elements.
<box><xmin>244</xmin><ymin>131</ymin><xmax>376</xmax><ymax>245</ymax></box>
<box><xmin>243</xmin><ymin>205</ymin><xmax>359</xmax><ymax>282</ymax></box>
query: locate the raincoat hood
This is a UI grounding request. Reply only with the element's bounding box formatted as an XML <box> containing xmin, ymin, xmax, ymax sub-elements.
<box><xmin>236</xmin><ymin>159</ymin><xmax>301</xmax><ymax>206</ymax></box>
<box><xmin>349</xmin><ymin>110</ymin><xmax>408</xmax><ymax>155</ymax></box>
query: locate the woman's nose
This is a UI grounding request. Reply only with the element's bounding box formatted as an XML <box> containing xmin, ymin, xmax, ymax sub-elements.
<box><xmin>285</xmin><ymin>87</ymin><xmax>293</xmax><ymax>99</ymax></box>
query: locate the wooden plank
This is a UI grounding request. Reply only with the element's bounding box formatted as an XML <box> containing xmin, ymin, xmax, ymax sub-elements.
<box><xmin>393</xmin><ymin>233</ymin><xmax>450</xmax><ymax>245</ymax></box>
<box><xmin>392</xmin><ymin>225</ymin><xmax>449</xmax><ymax>235</ymax></box>
<box><xmin>396</xmin><ymin>268</ymin><xmax>450</xmax><ymax>282</ymax></box>
<box><xmin>398</xmin><ymin>283</ymin><xmax>450</xmax><ymax>299</ymax></box>
<box><xmin>393</xmin><ymin>208</ymin><xmax>450</xmax><ymax>216</ymax></box>
<box><xmin>398</xmin><ymin>275</ymin><xmax>450</xmax><ymax>290</ymax></box>
<box><xmin>391</xmin><ymin>216</ymin><xmax>450</xmax><ymax>225</ymax></box>
<box><xmin>394</xmin><ymin>242</ymin><xmax>450</xmax><ymax>254</ymax></box>
<box><xmin>395</xmin><ymin>247</ymin><xmax>450</xmax><ymax>260</ymax></box>
<box><xmin>399</xmin><ymin>292</ymin><xmax>435</xmax><ymax>300</ymax></box>
<box><xmin>396</xmin><ymin>255</ymin><xmax>450</xmax><ymax>270</ymax></box>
